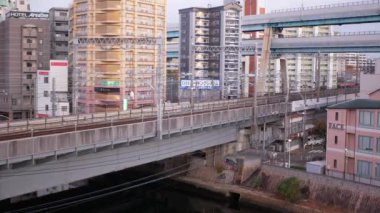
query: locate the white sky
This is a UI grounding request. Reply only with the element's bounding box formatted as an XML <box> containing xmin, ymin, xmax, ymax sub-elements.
<box><xmin>29</xmin><ymin>0</ymin><xmax>380</xmax><ymax>31</ymax></box>
<box><xmin>29</xmin><ymin>0</ymin><xmax>380</xmax><ymax>56</ymax></box>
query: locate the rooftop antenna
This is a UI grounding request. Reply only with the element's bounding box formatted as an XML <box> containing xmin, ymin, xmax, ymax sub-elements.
<box><xmin>207</xmin><ymin>4</ymin><xmax>212</xmax><ymax>8</ymax></box>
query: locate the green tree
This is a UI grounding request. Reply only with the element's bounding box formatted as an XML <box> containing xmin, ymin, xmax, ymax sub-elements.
<box><xmin>277</xmin><ymin>177</ymin><xmax>302</xmax><ymax>203</ymax></box>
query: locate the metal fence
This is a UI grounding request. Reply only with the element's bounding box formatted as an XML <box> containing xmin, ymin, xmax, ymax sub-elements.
<box><xmin>271</xmin><ymin>0</ymin><xmax>380</xmax><ymax>14</ymax></box>
<box><xmin>326</xmin><ymin>169</ymin><xmax>380</xmax><ymax>187</ymax></box>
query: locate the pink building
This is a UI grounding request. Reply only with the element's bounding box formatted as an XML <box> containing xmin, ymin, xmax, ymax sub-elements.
<box><xmin>326</xmin><ymin>92</ymin><xmax>380</xmax><ymax>185</ymax></box>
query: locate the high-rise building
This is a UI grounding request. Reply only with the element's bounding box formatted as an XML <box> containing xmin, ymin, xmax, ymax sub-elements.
<box><xmin>49</xmin><ymin>8</ymin><xmax>69</xmax><ymax>60</ymax></box>
<box><xmin>179</xmin><ymin>2</ymin><xmax>242</xmax><ymax>101</ymax></box>
<box><xmin>70</xmin><ymin>0</ymin><xmax>166</xmax><ymax>113</ymax></box>
<box><xmin>0</xmin><ymin>11</ymin><xmax>50</xmax><ymax>120</ymax></box>
<box><xmin>0</xmin><ymin>0</ymin><xmax>29</xmax><ymax>21</ymax></box>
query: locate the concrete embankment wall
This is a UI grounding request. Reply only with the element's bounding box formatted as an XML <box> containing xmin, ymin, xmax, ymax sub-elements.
<box><xmin>260</xmin><ymin>165</ymin><xmax>380</xmax><ymax>213</ymax></box>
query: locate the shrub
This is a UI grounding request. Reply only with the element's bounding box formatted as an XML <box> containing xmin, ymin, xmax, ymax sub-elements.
<box><xmin>215</xmin><ymin>163</ymin><xmax>225</xmax><ymax>173</ymax></box>
<box><xmin>277</xmin><ymin>177</ymin><xmax>302</xmax><ymax>203</ymax></box>
<box><xmin>252</xmin><ymin>175</ymin><xmax>263</xmax><ymax>189</ymax></box>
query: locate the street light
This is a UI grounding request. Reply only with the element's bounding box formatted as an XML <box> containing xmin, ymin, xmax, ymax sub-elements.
<box><xmin>288</xmin><ymin>139</ymin><xmax>292</xmax><ymax>168</ymax></box>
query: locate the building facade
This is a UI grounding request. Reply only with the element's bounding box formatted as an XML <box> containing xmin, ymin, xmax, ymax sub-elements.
<box><xmin>70</xmin><ymin>0</ymin><xmax>166</xmax><ymax>113</ymax></box>
<box><xmin>326</xmin><ymin>97</ymin><xmax>380</xmax><ymax>185</ymax></box>
<box><xmin>0</xmin><ymin>0</ymin><xmax>29</xmax><ymax>21</ymax></box>
<box><xmin>0</xmin><ymin>11</ymin><xmax>50</xmax><ymax>120</ymax></box>
<box><xmin>49</xmin><ymin>7</ymin><xmax>69</xmax><ymax>60</ymax></box>
<box><xmin>35</xmin><ymin>60</ymin><xmax>70</xmax><ymax>118</ymax></box>
<box><xmin>179</xmin><ymin>2</ymin><xmax>242</xmax><ymax>102</ymax></box>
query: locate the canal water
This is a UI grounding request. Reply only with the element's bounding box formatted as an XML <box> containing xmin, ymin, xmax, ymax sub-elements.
<box><xmin>2</xmin><ymin>165</ymin><xmax>279</xmax><ymax>213</ymax></box>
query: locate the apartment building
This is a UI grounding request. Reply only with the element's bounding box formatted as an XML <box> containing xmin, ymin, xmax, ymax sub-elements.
<box><xmin>179</xmin><ymin>2</ymin><xmax>242</xmax><ymax>102</ymax></box>
<box><xmin>360</xmin><ymin>58</ymin><xmax>380</xmax><ymax>99</ymax></box>
<box><xmin>49</xmin><ymin>8</ymin><xmax>69</xmax><ymax>60</ymax></box>
<box><xmin>0</xmin><ymin>0</ymin><xmax>29</xmax><ymax>21</ymax></box>
<box><xmin>0</xmin><ymin>11</ymin><xmax>50</xmax><ymax>120</ymax></box>
<box><xmin>326</xmin><ymin>95</ymin><xmax>380</xmax><ymax>186</ymax></box>
<box><xmin>70</xmin><ymin>0</ymin><xmax>166</xmax><ymax>113</ymax></box>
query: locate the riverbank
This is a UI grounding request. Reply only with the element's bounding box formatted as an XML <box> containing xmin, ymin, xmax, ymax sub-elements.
<box><xmin>176</xmin><ymin>176</ymin><xmax>345</xmax><ymax>213</ymax></box>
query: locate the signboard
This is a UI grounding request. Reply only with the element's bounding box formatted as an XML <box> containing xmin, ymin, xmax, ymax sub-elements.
<box><xmin>329</xmin><ymin>123</ymin><xmax>345</xmax><ymax>130</ymax></box>
<box><xmin>123</xmin><ymin>99</ymin><xmax>128</xmax><ymax>111</ymax></box>
<box><xmin>6</xmin><ymin>11</ymin><xmax>49</xmax><ymax>19</ymax></box>
<box><xmin>100</xmin><ymin>80</ymin><xmax>120</xmax><ymax>87</ymax></box>
<box><xmin>50</xmin><ymin>60</ymin><xmax>68</xmax><ymax>92</ymax></box>
<box><xmin>180</xmin><ymin>80</ymin><xmax>220</xmax><ymax>90</ymax></box>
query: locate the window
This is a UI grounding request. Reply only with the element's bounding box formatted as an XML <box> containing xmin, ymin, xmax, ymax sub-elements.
<box><xmin>26</xmin><ymin>74</ymin><xmax>32</xmax><ymax>79</ymax></box>
<box><xmin>357</xmin><ymin>160</ymin><xmax>372</xmax><ymax>178</ymax></box>
<box><xmin>44</xmin><ymin>77</ymin><xmax>49</xmax><ymax>84</ymax></box>
<box><xmin>378</xmin><ymin>113</ymin><xmax>380</xmax><ymax>128</ymax></box>
<box><xmin>359</xmin><ymin>111</ymin><xmax>374</xmax><ymax>127</ymax></box>
<box><xmin>377</xmin><ymin>138</ymin><xmax>380</xmax><ymax>153</ymax></box>
<box><xmin>26</xmin><ymin>85</ymin><xmax>30</xmax><ymax>91</ymax></box>
<box><xmin>43</xmin><ymin>91</ymin><xmax>49</xmax><ymax>97</ymax></box>
<box><xmin>334</xmin><ymin>136</ymin><xmax>338</xmax><ymax>144</ymax></box>
<box><xmin>12</xmin><ymin>99</ymin><xmax>17</xmax><ymax>105</ymax></box>
<box><xmin>376</xmin><ymin>164</ymin><xmax>380</xmax><ymax>180</ymax></box>
<box><xmin>333</xmin><ymin>159</ymin><xmax>337</xmax><ymax>168</ymax></box>
<box><xmin>26</xmin><ymin>51</ymin><xmax>32</xmax><ymax>56</ymax></box>
<box><xmin>61</xmin><ymin>106</ymin><xmax>68</xmax><ymax>112</ymax></box>
<box><xmin>27</xmin><ymin>38</ymin><xmax>32</xmax><ymax>44</ymax></box>
<box><xmin>26</xmin><ymin>62</ymin><xmax>32</xmax><ymax>67</ymax></box>
<box><xmin>358</xmin><ymin>136</ymin><xmax>373</xmax><ymax>152</ymax></box>
<box><xmin>335</xmin><ymin>112</ymin><xmax>339</xmax><ymax>121</ymax></box>
<box><xmin>45</xmin><ymin>105</ymin><xmax>49</xmax><ymax>111</ymax></box>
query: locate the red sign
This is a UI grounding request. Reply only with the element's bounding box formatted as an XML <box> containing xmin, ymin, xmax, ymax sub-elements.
<box><xmin>37</xmin><ymin>113</ymin><xmax>49</xmax><ymax>118</ymax></box>
<box><xmin>50</xmin><ymin>62</ymin><xmax>68</xmax><ymax>67</ymax></box>
<box><xmin>38</xmin><ymin>71</ymin><xmax>49</xmax><ymax>76</ymax></box>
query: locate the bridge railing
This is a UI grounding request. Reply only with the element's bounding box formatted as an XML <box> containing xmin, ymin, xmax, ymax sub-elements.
<box><xmin>0</xmin><ymin>88</ymin><xmax>358</xmax><ymax>137</ymax></box>
<box><xmin>271</xmin><ymin>0</ymin><xmax>380</xmax><ymax>14</ymax></box>
<box><xmin>0</xmin><ymin>102</ymin><xmax>291</xmax><ymax>165</ymax></box>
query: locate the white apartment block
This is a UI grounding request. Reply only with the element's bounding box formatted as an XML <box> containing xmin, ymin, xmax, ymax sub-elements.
<box><xmin>35</xmin><ymin>60</ymin><xmax>69</xmax><ymax>118</ymax></box>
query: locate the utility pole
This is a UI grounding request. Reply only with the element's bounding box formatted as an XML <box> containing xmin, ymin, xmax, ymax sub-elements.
<box><xmin>252</xmin><ymin>43</ymin><xmax>259</xmax><ymax>150</ymax></box>
<box><xmin>157</xmin><ymin>37</ymin><xmax>163</xmax><ymax>140</ymax></box>
<box><xmin>52</xmin><ymin>77</ymin><xmax>57</xmax><ymax>117</ymax></box>
<box><xmin>316</xmin><ymin>52</ymin><xmax>321</xmax><ymax>102</ymax></box>
<box><xmin>355</xmin><ymin>54</ymin><xmax>359</xmax><ymax>97</ymax></box>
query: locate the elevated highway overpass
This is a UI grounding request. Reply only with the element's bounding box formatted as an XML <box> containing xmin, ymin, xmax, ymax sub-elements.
<box><xmin>242</xmin><ymin>0</ymin><xmax>380</xmax><ymax>32</ymax></box>
<box><xmin>166</xmin><ymin>32</ymin><xmax>380</xmax><ymax>58</ymax></box>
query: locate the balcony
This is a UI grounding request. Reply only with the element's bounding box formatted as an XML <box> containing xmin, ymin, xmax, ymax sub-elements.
<box><xmin>22</xmin><ymin>43</ymin><xmax>37</xmax><ymax>49</ymax></box>
<box><xmin>54</xmin><ymin>45</ymin><xmax>68</xmax><ymax>52</ymax></box>
<box><xmin>95</xmin><ymin>93</ymin><xmax>120</xmax><ymax>103</ymax></box>
<box><xmin>96</xmin><ymin>25</ymin><xmax>121</xmax><ymax>36</ymax></box>
<box><xmin>96</xmin><ymin>12</ymin><xmax>121</xmax><ymax>23</ymax></box>
<box><xmin>96</xmin><ymin>1</ymin><xmax>121</xmax><ymax>11</ymax></box>
<box><xmin>55</xmin><ymin>37</ymin><xmax>69</xmax><ymax>42</ymax></box>
<box><xmin>54</xmin><ymin>25</ymin><xmax>69</xmax><ymax>32</ymax></box>
<box><xmin>23</xmin><ymin>54</ymin><xmax>37</xmax><ymax>61</ymax></box>
<box><xmin>345</xmin><ymin>149</ymin><xmax>355</xmax><ymax>158</ymax></box>
<box><xmin>95</xmin><ymin>51</ymin><xmax>121</xmax><ymax>61</ymax></box>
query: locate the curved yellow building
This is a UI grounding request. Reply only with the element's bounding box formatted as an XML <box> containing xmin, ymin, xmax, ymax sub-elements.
<box><xmin>70</xmin><ymin>0</ymin><xmax>166</xmax><ymax>113</ymax></box>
